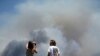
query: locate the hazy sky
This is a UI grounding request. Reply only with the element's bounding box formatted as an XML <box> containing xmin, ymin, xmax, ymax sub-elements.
<box><xmin>0</xmin><ymin>0</ymin><xmax>100</xmax><ymax>27</ymax></box>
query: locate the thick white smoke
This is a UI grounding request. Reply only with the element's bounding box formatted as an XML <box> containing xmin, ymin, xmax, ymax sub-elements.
<box><xmin>0</xmin><ymin>0</ymin><xmax>100</xmax><ymax>56</ymax></box>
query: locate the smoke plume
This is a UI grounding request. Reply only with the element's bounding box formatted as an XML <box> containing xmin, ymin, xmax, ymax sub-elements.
<box><xmin>0</xmin><ymin>0</ymin><xmax>100</xmax><ymax>56</ymax></box>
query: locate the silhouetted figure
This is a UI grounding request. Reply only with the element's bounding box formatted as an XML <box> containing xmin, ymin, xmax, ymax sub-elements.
<box><xmin>26</xmin><ymin>41</ymin><xmax>37</xmax><ymax>56</ymax></box>
<box><xmin>48</xmin><ymin>40</ymin><xmax>60</xmax><ymax>56</ymax></box>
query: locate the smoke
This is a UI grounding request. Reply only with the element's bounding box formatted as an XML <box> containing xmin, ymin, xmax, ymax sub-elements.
<box><xmin>52</xmin><ymin>6</ymin><xmax>91</xmax><ymax>56</ymax></box>
<box><xmin>1</xmin><ymin>40</ymin><xmax>26</xmax><ymax>56</ymax></box>
<box><xmin>30</xmin><ymin>29</ymin><xmax>48</xmax><ymax>44</ymax></box>
<box><xmin>1</xmin><ymin>28</ymin><xmax>66</xmax><ymax>56</ymax></box>
<box><xmin>1</xmin><ymin>29</ymin><xmax>50</xmax><ymax>56</ymax></box>
<box><xmin>51</xmin><ymin>1</ymin><xmax>100</xmax><ymax>56</ymax></box>
<box><xmin>0</xmin><ymin>0</ymin><xmax>100</xmax><ymax>56</ymax></box>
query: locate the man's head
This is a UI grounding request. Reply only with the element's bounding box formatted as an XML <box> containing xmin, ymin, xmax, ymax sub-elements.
<box><xmin>50</xmin><ymin>40</ymin><xmax>56</xmax><ymax>46</ymax></box>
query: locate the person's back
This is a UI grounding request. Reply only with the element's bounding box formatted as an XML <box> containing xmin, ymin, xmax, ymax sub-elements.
<box><xmin>48</xmin><ymin>46</ymin><xmax>60</xmax><ymax>56</ymax></box>
<box><xmin>48</xmin><ymin>40</ymin><xmax>60</xmax><ymax>56</ymax></box>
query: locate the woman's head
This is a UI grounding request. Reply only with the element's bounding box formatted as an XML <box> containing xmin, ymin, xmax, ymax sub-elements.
<box><xmin>28</xmin><ymin>41</ymin><xmax>33</xmax><ymax>49</ymax></box>
<box><xmin>50</xmin><ymin>40</ymin><xmax>56</xmax><ymax>46</ymax></box>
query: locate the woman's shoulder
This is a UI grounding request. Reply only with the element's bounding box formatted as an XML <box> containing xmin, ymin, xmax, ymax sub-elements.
<box><xmin>26</xmin><ymin>49</ymin><xmax>34</xmax><ymax>54</ymax></box>
<box><xmin>26</xmin><ymin>49</ymin><xmax>32</xmax><ymax>53</ymax></box>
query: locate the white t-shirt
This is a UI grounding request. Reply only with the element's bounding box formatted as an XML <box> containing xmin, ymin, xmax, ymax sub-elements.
<box><xmin>48</xmin><ymin>46</ymin><xmax>60</xmax><ymax>56</ymax></box>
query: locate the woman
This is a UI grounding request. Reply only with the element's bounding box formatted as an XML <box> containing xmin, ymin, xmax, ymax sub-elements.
<box><xmin>26</xmin><ymin>41</ymin><xmax>37</xmax><ymax>56</ymax></box>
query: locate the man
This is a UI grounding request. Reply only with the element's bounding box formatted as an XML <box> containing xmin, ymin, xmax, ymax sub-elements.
<box><xmin>48</xmin><ymin>40</ymin><xmax>60</xmax><ymax>56</ymax></box>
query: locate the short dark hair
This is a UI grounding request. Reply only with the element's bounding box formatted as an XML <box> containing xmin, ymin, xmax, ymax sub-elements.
<box><xmin>50</xmin><ymin>40</ymin><xmax>56</xmax><ymax>46</ymax></box>
<box><xmin>28</xmin><ymin>41</ymin><xmax>33</xmax><ymax>49</ymax></box>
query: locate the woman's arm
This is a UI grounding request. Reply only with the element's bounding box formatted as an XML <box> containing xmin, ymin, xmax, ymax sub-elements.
<box><xmin>32</xmin><ymin>47</ymin><xmax>37</xmax><ymax>53</ymax></box>
<box><xmin>26</xmin><ymin>43</ymin><xmax>28</xmax><ymax>49</ymax></box>
<box><xmin>34</xmin><ymin>48</ymin><xmax>37</xmax><ymax>53</ymax></box>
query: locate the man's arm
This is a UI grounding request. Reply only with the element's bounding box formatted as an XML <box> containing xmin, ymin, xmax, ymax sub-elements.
<box><xmin>57</xmin><ymin>47</ymin><xmax>60</xmax><ymax>56</ymax></box>
<box><xmin>58</xmin><ymin>53</ymin><xmax>60</xmax><ymax>56</ymax></box>
<box><xmin>48</xmin><ymin>52</ymin><xmax>50</xmax><ymax>56</ymax></box>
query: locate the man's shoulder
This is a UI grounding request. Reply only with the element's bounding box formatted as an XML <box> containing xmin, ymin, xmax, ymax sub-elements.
<box><xmin>49</xmin><ymin>46</ymin><xmax>59</xmax><ymax>49</ymax></box>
